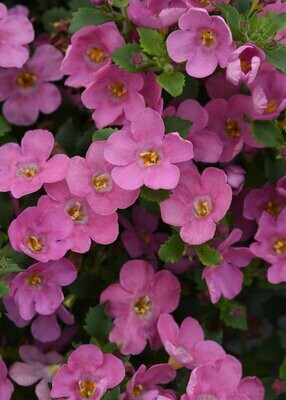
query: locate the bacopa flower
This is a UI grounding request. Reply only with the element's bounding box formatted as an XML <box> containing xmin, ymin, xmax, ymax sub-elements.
<box><xmin>8</xmin><ymin>206</ymin><xmax>73</xmax><ymax>262</ymax></box>
<box><xmin>104</xmin><ymin>107</ymin><xmax>194</xmax><ymax>190</ymax></box>
<box><xmin>0</xmin><ymin>2</ymin><xmax>34</xmax><ymax>68</ymax></box>
<box><xmin>51</xmin><ymin>344</ymin><xmax>125</xmax><ymax>400</ymax></box>
<box><xmin>10</xmin><ymin>258</ymin><xmax>77</xmax><ymax>320</ymax></box>
<box><xmin>61</xmin><ymin>23</ymin><xmax>125</xmax><ymax>88</ymax></box>
<box><xmin>121</xmin><ymin>364</ymin><xmax>176</xmax><ymax>400</ymax></box>
<box><xmin>0</xmin><ymin>357</ymin><xmax>13</xmax><ymax>400</ymax></box>
<box><xmin>167</xmin><ymin>8</ymin><xmax>234</xmax><ymax>78</ymax></box>
<box><xmin>66</xmin><ymin>141</ymin><xmax>139</xmax><ymax>216</ymax></box>
<box><xmin>160</xmin><ymin>167</ymin><xmax>232</xmax><ymax>245</ymax></box>
<box><xmin>81</xmin><ymin>64</ymin><xmax>145</xmax><ymax>128</ymax></box>
<box><xmin>39</xmin><ymin>180</ymin><xmax>119</xmax><ymax>252</ymax></box>
<box><xmin>100</xmin><ymin>260</ymin><xmax>181</xmax><ymax>354</ymax></box>
<box><xmin>0</xmin><ymin>44</ymin><xmax>63</xmax><ymax>125</ymax></box>
<box><xmin>157</xmin><ymin>314</ymin><xmax>225</xmax><ymax>370</ymax></box>
<box><xmin>0</xmin><ymin>129</ymin><xmax>69</xmax><ymax>198</ymax></box>
<box><xmin>9</xmin><ymin>345</ymin><xmax>62</xmax><ymax>400</ymax></box>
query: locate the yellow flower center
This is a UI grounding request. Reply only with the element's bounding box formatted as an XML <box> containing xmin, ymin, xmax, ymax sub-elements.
<box><xmin>139</xmin><ymin>150</ymin><xmax>160</xmax><ymax>167</ymax></box>
<box><xmin>66</xmin><ymin>202</ymin><xmax>84</xmax><ymax>221</ymax></box>
<box><xmin>195</xmin><ymin>200</ymin><xmax>211</xmax><ymax>218</ymax></box>
<box><xmin>16</xmin><ymin>71</ymin><xmax>37</xmax><ymax>89</ymax></box>
<box><xmin>265</xmin><ymin>200</ymin><xmax>282</xmax><ymax>216</ymax></box>
<box><xmin>133</xmin><ymin>295</ymin><xmax>152</xmax><ymax>316</ymax></box>
<box><xmin>27</xmin><ymin>273</ymin><xmax>42</xmax><ymax>286</ymax></box>
<box><xmin>199</xmin><ymin>29</ymin><xmax>215</xmax><ymax>47</ymax></box>
<box><xmin>199</xmin><ymin>0</ymin><xmax>211</xmax><ymax>4</ymax></box>
<box><xmin>132</xmin><ymin>384</ymin><xmax>144</xmax><ymax>399</ymax></box>
<box><xmin>92</xmin><ymin>174</ymin><xmax>109</xmax><ymax>192</ymax></box>
<box><xmin>240</xmin><ymin>58</ymin><xmax>252</xmax><ymax>74</ymax></box>
<box><xmin>273</xmin><ymin>238</ymin><xmax>286</xmax><ymax>254</ymax></box>
<box><xmin>26</xmin><ymin>236</ymin><xmax>43</xmax><ymax>252</ymax></box>
<box><xmin>18</xmin><ymin>166</ymin><xmax>37</xmax><ymax>178</ymax></box>
<box><xmin>225</xmin><ymin>118</ymin><xmax>241</xmax><ymax>138</ymax></box>
<box><xmin>78</xmin><ymin>380</ymin><xmax>96</xmax><ymax>399</ymax></box>
<box><xmin>86</xmin><ymin>47</ymin><xmax>105</xmax><ymax>63</ymax></box>
<box><xmin>264</xmin><ymin>100</ymin><xmax>277</xmax><ymax>114</ymax></box>
<box><xmin>108</xmin><ymin>81</ymin><xmax>128</xmax><ymax>98</ymax></box>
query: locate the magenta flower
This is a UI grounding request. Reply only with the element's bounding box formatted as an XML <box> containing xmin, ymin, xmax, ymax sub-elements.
<box><xmin>202</xmin><ymin>229</ymin><xmax>253</xmax><ymax>303</ymax></box>
<box><xmin>0</xmin><ymin>44</ymin><xmax>63</xmax><ymax>125</ymax></box>
<box><xmin>104</xmin><ymin>108</ymin><xmax>194</xmax><ymax>190</ymax></box>
<box><xmin>167</xmin><ymin>8</ymin><xmax>234</xmax><ymax>78</ymax></box>
<box><xmin>206</xmin><ymin>71</ymin><xmax>238</xmax><ymax>100</ymax></box>
<box><xmin>8</xmin><ymin>206</ymin><xmax>73</xmax><ymax>262</ymax></box>
<box><xmin>10</xmin><ymin>258</ymin><xmax>77</xmax><ymax>320</ymax></box>
<box><xmin>121</xmin><ymin>364</ymin><xmax>176</xmax><ymax>400</ymax></box>
<box><xmin>66</xmin><ymin>141</ymin><xmax>139</xmax><ymax>216</ymax></box>
<box><xmin>157</xmin><ymin>314</ymin><xmax>225</xmax><ymax>369</ymax></box>
<box><xmin>38</xmin><ymin>180</ymin><xmax>119</xmax><ymax>252</ymax></box>
<box><xmin>160</xmin><ymin>167</ymin><xmax>232</xmax><ymax>245</ymax></box>
<box><xmin>0</xmin><ymin>357</ymin><xmax>13</xmax><ymax>400</ymax></box>
<box><xmin>81</xmin><ymin>64</ymin><xmax>145</xmax><ymax>128</ymax></box>
<box><xmin>224</xmin><ymin>165</ymin><xmax>245</xmax><ymax>195</ymax></box>
<box><xmin>100</xmin><ymin>260</ymin><xmax>181</xmax><ymax>354</ymax></box>
<box><xmin>62</xmin><ymin>23</ymin><xmax>125</xmax><ymax>88</ymax></box>
<box><xmin>226</xmin><ymin>44</ymin><xmax>265</xmax><ymax>86</ymax></box>
<box><xmin>185</xmin><ymin>0</ymin><xmax>229</xmax><ymax>12</ymax></box>
<box><xmin>140</xmin><ymin>72</ymin><xmax>163</xmax><ymax>114</ymax></box>
<box><xmin>0</xmin><ymin>2</ymin><xmax>34</xmax><ymax>68</ymax></box>
<box><xmin>127</xmin><ymin>0</ymin><xmax>187</xmax><ymax>28</ymax></box>
<box><xmin>51</xmin><ymin>344</ymin><xmax>125</xmax><ymax>400</ymax></box>
<box><xmin>9</xmin><ymin>345</ymin><xmax>62</xmax><ymax>400</ymax></box>
<box><xmin>120</xmin><ymin>205</ymin><xmax>168</xmax><ymax>262</ymax></box>
<box><xmin>250</xmin><ymin>208</ymin><xmax>286</xmax><ymax>283</ymax></box>
<box><xmin>0</xmin><ymin>129</ymin><xmax>69</xmax><ymax>198</ymax></box>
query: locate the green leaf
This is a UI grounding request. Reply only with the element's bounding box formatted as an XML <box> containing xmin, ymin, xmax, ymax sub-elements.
<box><xmin>111</xmin><ymin>43</ymin><xmax>144</xmax><ymax>72</ymax></box>
<box><xmin>279</xmin><ymin>357</ymin><xmax>286</xmax><ymax>381</ymax></box>
<box><xmin>138</xmin><ymin>28</ymin><xmax>167</xmax><ymax>57</ymax></box>
<box><xmin>196</xmin><ymin>244</ymin><xmax>222</xmax><ymax>266</ymax></box>
<box><xmin>263</xmin><ymin>12</ymin><xmax>286</xmax><ymax>34</ymax></box>
<box><xmin>69</xmin><ymin>0</ymin><xmax>91</xmax><ymax>11</ymax></box>
<box><xmin>42</xmin><ymin>7</ymin><xmax>69</xmax><ymax>32</ymax></box>
<box><xmin>113</xmin><ymin>0</ymin><xmax>129</xmax><ymax>7</ymax></box>
<box><xmin>265</xmin><ymin>45</ymin><xmax>286</xmax><ymax>74</ymax></box>
<box><xmin>92</xmin><ymin>128</ymin><xmax>117</xmax><ymax>141</ymax></box>
<box><xmin>0</xmin><ymin>281</ymin><xmax>9</xmax><ymax>298</ymax></box>
<box><xmin>84</xmin><ymin>304</ymin><xmax>112</xmax><ymax>343</ymax></box>
<box><xmin>0</xmin><ymin>257</ymin><xmax>23</xmax><ymax>277</ymax></box>
<box><xmin>219</xmin><ymin>299</ymin><xmax>248</xmax><ymax>330</ymax></box>
<box><xmin>251</xmin><ymin>120</ymin><xmax>284</xmax><ymax>148</ymax></box>
<box><xmin>0</xmin><ymin>116</ymin><xmax>12</xmax><ymax>137</ymax></box>
<box><xmin>140</xmin><ymin>186</ymin><xmax>170</xmax><ymax>202</ymax></box>
<box><xmin>159</xmin><ymin>234</ymin><xmax>185</xmax><ymax>263</ymax></box>
<box><xmin>157</xmin><ymin>70</ymin><xmax>185</xmax><ymax>97</ymax></box>
<box><xmin>69</xmin><ymin>8</ymin><xmax>113</xmax><ymax>33</ymax></box>
<box><xmin>101</xmin><ymin>342</ymin><xmax>118</xmax><ymax>353</ymax></box>
<box><xmin>164</xmin><ymin>116</ymin><xmax>192</xmax><ymax>139</ymax></box>
<box><xmin>215</xmin><ymin>3</ymin><xmax>242</xmax><ymax>39</ymax></box>
<box><xmin>102</xmin><ymin>386</ymin><xmax>120</xmax><ymax>400</ymax></box>
<box><xmin>56</xmin><ymin>118</ymin><xmax>78</xmax><ymax>155</ymax></box>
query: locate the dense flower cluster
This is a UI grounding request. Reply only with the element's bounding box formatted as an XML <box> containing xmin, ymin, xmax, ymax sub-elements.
<box><xmin>0</xmin><ymin>0</ymin><xmax>285</xmax><ymax>399</ymax></box>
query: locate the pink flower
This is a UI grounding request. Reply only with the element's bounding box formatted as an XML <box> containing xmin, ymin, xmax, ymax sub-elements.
<box><xmin>66</xmin><ymin>141</ymin><xmax>139</xmax><ymax>216</ymax></box>
<box><xmin>38</xmin><ymin>180</ymin><xmax>119</xmax><ymax>252</ymax></box>
<box><xmin>121</xmin><ymin>364</ymin><xmax>176</xmax><ymax>400</ymax></box>
<box><xmin>8</xmin><ymin>206</ymin><xmax>73</xmax><ymax>262</ymax></box>
<box><xmin>62</xmin><ymin>23</ymin><xmax>125</xmax><ymax>88</ymax></box>
<box><xmin>10</xmin><ymin>258</ymin><xmax>77</xmax><ymax>320</ymax></box>
<box><xmin>0</xmin><ymin>129</ymin><xmax>69</xmax><ymax>198</ymax></box>
<box><xmin>206</xmin><ymin>71</ymin><xmax>238</xmax><ymax>100</ymax></box>
<box><xmin>104</xmin><ymin>108</ymin><xmax>194</xmax><ymax>190</ymax></box>
<box><xmin>235</xmin><ymin>377</ymin><xmax>265</xmax><ymax>400</ymax></box>
<box><xmin>167</xmin><ymin>8</ymin><xmax>234</xmax><ymax>78</ymax></box>
<box><xmin>250</xmin><ymin>208</ymin><xmax>286</xmax><ymax>283</ymax></box>
<box><xmin>0</xmin><ymin>44</ymin><xmax>63</xmax><ymax>125</ymax></box>
<box><xmin>127</xmin><ymin>0</ymin><xmax>187</xmax><ymax>28</ymax></box>
<box><xmin>202</xmin><ymin>229</ymin><xmax>253</xmax><ymax>303</ymax></box>
<box><xmin>157</xmin><ymin>314</ymin><xmax>225</xmax><ymax>369</ymax></box>
<box><xmin>81</xmin><ymin>64</ymin><xmax>145</xmax><ymax>128</ymax></box>
<box><xmin>9</xmin><ymin>345</ymin><xmax>62</xmax><ymax>400</ymax></box>
<box><xmin>0</xmin><ymin>357</ymin><xmax>13</xmax><ymax>400</ymax></box>
<box><xmin>185</xmin><ymin>0</ymin><xmax>229</xmax><ymax>12</ymax></box>
<box><xmin>100</xmin><ymin>260</ymin><xmax>181</xmax><ymax>354</ymax></box>
<box><xmin>140</xmin><ymin>72</ymin><xmax>163</xmax><ymax>114</ymax></box>
<box><xmin>224</xmin><ymin>165</ymin><xmax>245</xmax><ymax>195</ymax></box>
<box><xmin>51</xmin><ymin>344</ymin><xmax>125</xmax><ymax>400</ymax></box>
<box><xmin>226</xmin><ymin>44</ymin><xmax>265</xmax><ymax>86</ymax></box>
<box><xmin>160</xmin><ymin>167</ymin><xmax>232</xmax><ymax>245</ymax></box>
<box><xmin>0</xmin><ymin>2</ymin><xmax>34</xmax><ymax>68</ymax></box>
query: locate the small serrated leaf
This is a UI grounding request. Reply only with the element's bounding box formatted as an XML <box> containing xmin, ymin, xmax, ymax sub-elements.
<box><xmin>84</xmin><ymin>304</ymin><xmax>112</xmax><ymax>343</ymax></box>
<box><xmin>92</xmin><ymin>128</ymin><xmax>117</xmax><ymax>141</ymax></box>
<box><xmin>159</xmin><ymin>234</ymin><xmax>185</xmax><ymax>263</ymax></box>
<box><xmin>140</xmin><ymin>186</ymin><xmax>170</xmax><ymax>202</ymax></box>
<box><xmin>252</xmin><ymin>120</ymin><xmax>284</xmax><ymax>148</ymax></box>
<box><xmin>196</xmin><ymin>244</ymin><xmax>222</xmax><ymax>266</ymax></box>
<box><xmin>138</xmin><ymin>28</ymin><xmax>167</xmax><ymax>57</ymax></box>
<box><xmin>164</xmin><ymin>116</ymin><xmax>192</xmax><ymax>139</ymax></box>
<box><xmin>0</xmin><ymin>281</ymin><xmax>9</xmax><ymax>298</ymax></box>
<box><xmin>0</xmin><ymin>257</ymin><xmax>23</xmax><ymax>277</ymax></box>
<box><xmin>69</xmin><ymin>8</ymin><xmax>113</xmax><ymax>33</ymax></box>
<box><xmin>219</xmin><ymin>299</ymin><xmax>248</xmax><ymax>330</ymax></box>
<box><xmin>0</xmin><ymin>116</ymin><xmax>12</xmax><ymax>137</ymax></box>
<box><xmin>42</xmin><ymin>7</ymin><xmax>69</xmax><ymax>32</ymax></box>
<box><xmin>157</xmin><ymin>70</ymin><xmax>185</xmax><ymax>97</ymax></box>
<box><xmin>102</xmin><ymin>386</ymin><xmax>120</xmax><ymax>400</ymax></box>
<box><xmin>111</xmin><ymin>43</ymin><xmax>145</xmax><ymax>72</ymax></box>
<box><xmin>265</xmin><ymin>45</ymin><xmax>286</xmax><ymax>74</ymax></box>
<box><xmin>113</xmin><ymin>0</ymin><xmax>129</xmax><ymax>7</ymax></box>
